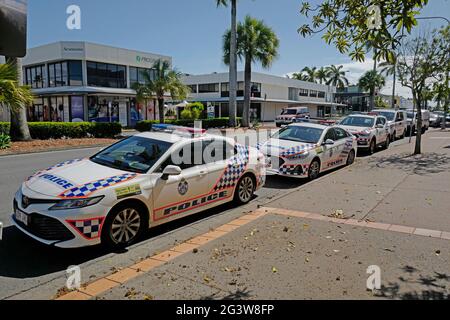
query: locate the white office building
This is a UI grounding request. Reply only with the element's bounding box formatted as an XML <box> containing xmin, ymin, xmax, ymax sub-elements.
<box><xmin>182</xmin><ymin>72</ymin><xmax>341</xmax><ymax>122</ymax></box>
<box><xmin>2</xmin><ymin>41</ymin><xmax>172</xmax><ymax>126</ymax></box>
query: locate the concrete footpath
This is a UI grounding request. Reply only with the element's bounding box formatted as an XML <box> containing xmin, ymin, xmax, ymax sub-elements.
<box><xmin>61</xmin><ymin>129</ymin><xmax>450</xmax><ymax>300</ymax></box>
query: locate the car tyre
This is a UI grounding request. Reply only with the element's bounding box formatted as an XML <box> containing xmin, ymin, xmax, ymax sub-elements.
<box><xmin>234</xmin><ymin>174</ymin><xmax>256</xmax><ymax>205</ymax></box>
<box><xmin>383</xmin><ymin>136</ymin><xmax>390</xmax><ymax>150</ymax></box>
<box><xmin>308</xmin><ymin>159</ymin><xmax>321</xmax><ymax>180</ymax></box>
<box><xmin>346</xmin><ymin>150</ymin><xmax>356</xmax><ymax>166</ymax></box>
<box><xmin>102</xmin><ymin>203</ymin><xmax>146</xmax><ymax>249</ymax></box>
<box><xmin>369</xmin><ymin>139</ymin><xmax>376</xmax><ymax>155</ymax></box>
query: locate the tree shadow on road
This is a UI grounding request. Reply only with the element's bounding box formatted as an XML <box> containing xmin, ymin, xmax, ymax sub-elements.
<box><xmin>367</xmin><ymin>152</ymin><xmax>450</xmax><ymax>176</ymax></box>
<box><xmin>374</xmin><ymin>265</ymin><xmax>450</xmax><ymax>300</ymax></box>
<box><xmin>201</xmin><ymin>288</ymin><xmax>253</xmax><ymax>300</ymax></box>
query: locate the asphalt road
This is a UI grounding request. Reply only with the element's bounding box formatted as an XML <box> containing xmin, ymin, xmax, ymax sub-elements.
<box><xmin>0</xmin><ymin>131</ymin><xmax>413</xmax><ymax>300</ymax></box>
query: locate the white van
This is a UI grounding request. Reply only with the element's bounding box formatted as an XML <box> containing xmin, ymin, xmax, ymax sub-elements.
<box><xmin>406</xmin><ymin>109</ymin><xmax>430</xmax><ymax>135</ymax></box>
<box><xmin>275</xmin><ymin>107</ymin><xmax>310</xmax><ymax>127</ymax></box>
<box><xmin>372</xmin><ymin>109</ymin><xmax>408</xmax><ymax>140</ymax></box>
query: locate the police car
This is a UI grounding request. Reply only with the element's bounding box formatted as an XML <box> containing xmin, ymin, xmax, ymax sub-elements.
<box><xmin>12</xmin><ymin>125</ymin><xmax>266</xmax><ymax>249</ymax></box>
<box><xmin>339</xmin><ymin>114</ymin><xmax>390</xmax><ymax>154</ymax></box>
<box><xmin>257</xmin><ymin>122</ymin><xmax>357</xmax><ymax>180</ymax></box>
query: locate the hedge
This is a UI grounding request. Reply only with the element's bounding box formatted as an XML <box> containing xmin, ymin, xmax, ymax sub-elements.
<box><xmin>0</xmin><ymin>122</ymin><xmax>122</xmax><ymax>139</ymax></box>
<box><xmin>136</xmin><ymin>118</ymin><xmax>242</xmax><ymax>132</ymax></box>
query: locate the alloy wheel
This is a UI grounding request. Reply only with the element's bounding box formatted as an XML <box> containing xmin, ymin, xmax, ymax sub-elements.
<box><xmin>110</xmin><ymin>208</ymin><xmax>141</xmax><ymax>244</ymax></box>
<box><xmin>238</xmin><ymin>176</ymin><xmax>254</xmax><ymax>203</ymax></box>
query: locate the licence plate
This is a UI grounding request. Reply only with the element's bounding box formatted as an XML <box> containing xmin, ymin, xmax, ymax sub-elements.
<box><xmin>15</xmin><ymin>208</ymin><xmax>29</xmax><ymax>226</ymax></box>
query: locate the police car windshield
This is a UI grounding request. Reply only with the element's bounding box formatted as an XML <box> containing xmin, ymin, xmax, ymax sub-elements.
<box><xmin>341</xmin><ymin>116</ymin><xmax>375</xmax><ymax>127</ymax></box>
<box><xmin>273</xmin><ymin>126</ymin><xmax>323</xmax><ymax>143</ymax></box>
<box><xmin>374</xmin><ymin>111</ymin><xmax>395</xmax><ymax>121</ymax></box>
<box><xmin>91</xmin><ymin>136</ymin><xmax>173</xmax><ymax>174</ymax></box>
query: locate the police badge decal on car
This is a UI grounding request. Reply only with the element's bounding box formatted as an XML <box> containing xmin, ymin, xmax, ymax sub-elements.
<box><xmin>178</xmin><ymin>179</ymin><xmax>189</xmax><ymax>196</ymax></box>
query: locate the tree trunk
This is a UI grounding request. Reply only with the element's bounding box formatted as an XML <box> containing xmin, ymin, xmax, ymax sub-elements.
<box><xmin>228</xmin><ymin>0</ymin><xmax>237</xmax><ymax>127</ymax></box>
<box><xmin>242</xmin><ymin>56</ymin><xmax>252</xmax><ymax>128</ymax></box>
<box><xmin>391</xmin><ymin>64</ymin><xmax>397</xmax><ymax>109</ymax></box>
<box><xmin>414</xmin><ymin>92</ymin><xmax>422</xmax><ymax>155</ymax></box>
<box><xmin>369</xmin><ymin>49</ymin><xmax>378</xmax><ymax>112</ymax></box>
<box><xmin>6</xmin><ymin>57</ymin><xmax>31</xmax><ymax>141</ymax></box>
<box><xmin>443</xmin><ymin>68</ymin><xmax>449</xmax><ymax>130</ymax></box>
<box><xmin>158</xmin><ymin>98</ymin><xmax>165</xmax><ymax>124</ymax></box>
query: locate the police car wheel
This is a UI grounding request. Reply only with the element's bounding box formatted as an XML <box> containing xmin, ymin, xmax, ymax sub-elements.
<box><xmin>102</xmin><ymin>204</ymin><xmax>145</xmax><ymax>248</ymax></box>
<box><xmin>346</xmin><ymin>150</ymin><xmax>356</xmax><ymax>166</ymax></box>
<box><xmin>308</xmin><ymin>159</ymin><xmax>321</xmax><ymax>180</ymax></box>
<box><xmin>369</xmin><ymin>139</ymin><xmax>376</xmax><ymax>155</ymax></box>
<box><xmin>384</xmin><ymin>136</ymin><xmax>390</xmax><ymax>149</ymax></box>
<box><xmin>234</xmin><ymin>175</ymin><xmax>255</xmax><ymax>204</ymax></box>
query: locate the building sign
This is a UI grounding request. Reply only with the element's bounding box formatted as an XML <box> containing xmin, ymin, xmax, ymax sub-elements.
<box><xmin>136</xmin><ymin>55</ymin><xmax>154</xmax><ymax>64</ymax></box>
<box><xmin>0</xmin><ymin>0</ymin><xmax>27</xmax><ymax>57</ymax></box>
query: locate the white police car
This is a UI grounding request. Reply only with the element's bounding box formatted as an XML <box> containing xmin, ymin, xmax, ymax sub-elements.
<box><xmin>12</xmin><ymin>125</ymin><xmax>266</xmax><ymax>249</ymax></box>
<box><xmin>257</xmin><ymin>123</ymin><xmax>357</xmax><ymax>180</ymax></box>
<box><xmin>339</xmin><ymin>114</ymin><xmax>390</xmax><ymax>154</ymax></box>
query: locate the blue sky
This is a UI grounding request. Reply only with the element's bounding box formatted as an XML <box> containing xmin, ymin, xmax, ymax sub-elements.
<box><xmin>27</xmin><ymin>0</ymin><xmax>450</xmax><ymax>97</ymax></box>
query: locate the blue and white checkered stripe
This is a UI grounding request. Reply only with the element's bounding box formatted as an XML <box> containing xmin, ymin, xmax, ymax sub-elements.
<box><xmin>67</xmin><ymin>218</ymin><xmax>104</xmax><ymax>239</ymax></box>
<box><xmin>60</xmin><ymin>173</ymin><xmax>137</xmax><ymax>198</ymax></box>
<box><xmin>214</xmin><ymin>144</ymin><xmax>249</xmax><ymax>191</ymax></box>
<box><xmin>280</xmin><ymin>144</ymin><xmax>316</xmax><ymax>158</ymax></box>
<box><xmin>27</xmin><ymin>159</ymin><xmax>84</xmax><ymax>181</ymax></box>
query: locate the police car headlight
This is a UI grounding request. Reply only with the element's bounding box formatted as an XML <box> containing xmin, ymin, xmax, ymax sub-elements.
<box><xmin>49</xmin><ymin>196</ymin><xmax>104</xmax><ymax>211</ymax></box>
<box><xmin>287</xmin><ymin>152</ymin><xmax>309</xmax><ymax>160</ymax></box>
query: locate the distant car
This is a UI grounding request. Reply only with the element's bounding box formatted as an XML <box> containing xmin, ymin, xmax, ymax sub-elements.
<box><xmin>276</xmin><ymin>107</ymin><xmax>310</xmax><ymax>127</ymax></box>
<box><xmin>12</xmin><ymin>125</ymin><xmax>266</xmax><ymax>249</ymax></box>
<box><xmin>406</xmin><ymin>109</ymin><xmax>430</xmax><ymax>135</ymax></box>
<box><xmin>339</xmin><ymin>114</ymin><xmax>390</xmax><ymax>155</ymax></box>
<box><xmin>372</xmin><ymin>109</ymin><xmax>408</xmax><ymax>140</ymax></box>
<box><xmin>257</xmin><ymin>123</ymin><xmax>357</xmax><ymax>180</ymax></box>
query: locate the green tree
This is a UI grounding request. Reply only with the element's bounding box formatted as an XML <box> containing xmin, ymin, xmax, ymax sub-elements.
<box><xmin>133</xmin><ymin>60</ymin><xmax>189</xmax><ymax>124</ymax></box>
<box><xmin>358</xmin><ymin>71</ymin><xmax>386</xmax><ymax>110</ymax></box>
<box><xmin>301</xmin><ymin>66</ymin><xmax>317</xmax><ymax>83</ymax></box>
<box><xmin>290</xmin><ymin>72</ymin><xmax>309</xmax><ymax>81</ymax></box>
<box><xmin>223</xmin><ymin>16</ymin><xmax>279</xmax><ymax>127</ymax></box>
<box><xmin>298</xmin><ymin>0</ymin><xmax>429</xmax><ymax>63</ymax></box>
<box><xmin>217</xmin><ymin>0</ymin><xmax>238</xmax><ymax>127</ymax></box>
<box><xmin>379</xmin><ymin>59</ymin><xmax>398</xmax><ymax>108</ymax></box>
<box><xmin>0</xmin><ymin>59</ymin><xmax>33</xmax><ymax>141</ymax></box>
<box><xmin>326</xmin><ymin>65</ymin><xmax>349</xmax><ymax>89</ymax></box>
<box><xmin>397</xmin><ymin>27</ymin><xmax>448</xmax><ymax>154</ymax></box>
<box><xmin>316</xmin><ymin>67</ymin><xmax>330</xmax><ymax>84</ymax></box>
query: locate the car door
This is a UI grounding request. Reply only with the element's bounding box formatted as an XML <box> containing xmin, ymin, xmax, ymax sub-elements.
<box><xmin>395</xmin><ymin>112</ymin><xmax>405</xmax><ymax>137</ymax></box>
<box><xmin>333</xmin><ymin>127</ymin><xmax>350</xmax><ymax>166</ymax></box>
<box><xmin>151</xmin><ymin>141</ymin><xmax>211</xmax><ymax>223</ymax></box>
<box><xmin>322</xmin><ymin>128</ymin><xmax>340</xmax><ymax>170</ymax></box>
<box><xmin>375</xmin><ymin>117</ymin><xmax>388</xmax><ymax>143</ymax></box>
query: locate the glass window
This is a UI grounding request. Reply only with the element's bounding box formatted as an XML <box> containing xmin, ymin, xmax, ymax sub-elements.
<box><xmin>341</xmin><ymin>116</ymin><xmax>375</xmax><ymax>127</ymax></box>
<box><xmin>272</xmin><ymin>126</ymin><xmax>324</xmax><ymax>144</ymax></box>
<box><xmin>199</xmin><ymin>83</ymin><xmax>219</xmax><ymax>93</ymax></box>
<box><xmin>188</xmin><ymin>85</ymin><xmax>197</xmax><ymax>93</ymax></box>
<box><xmin>91</xmin><ymin>136</ymin><xmax>173</xmax><ymax>174</ymax></box>
<box><xmin>309</xmin><ymin>90</ymin><xmax>318</xmax><ymax>98</ymax></box>
<box><xmin>87</xmin><ymin>62</ymin><xmax>127</xmax><ymax>88</ymax></box>
<box><xmin>318</xmin><ymin>91</ymin><xmax>326</xmax><ymax>98</ymax></box>
<box><xmin>68</xmin><ymin>61</ymin><xmax>83</xmax><ymax>86</ymax></box>
<box><xmin>324</xmin><ymin>128</ymin><xmax>336</xmax><ymax>141</ymax></box>
<box><xmin>299</xmin><ymin>89</ymin><xmax>309</xmax><ymax>97</ymax></box>
<box><xmin>334</xmin><ymin>128</ymin><xmax>348</xmax><ymax>140</ymax></box>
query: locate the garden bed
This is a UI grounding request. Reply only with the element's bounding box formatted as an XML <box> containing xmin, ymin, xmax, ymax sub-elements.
<box><xmin>0</xmin><ymin>138</ymin><xmax>117</xmax><ymax>156</ymax></box>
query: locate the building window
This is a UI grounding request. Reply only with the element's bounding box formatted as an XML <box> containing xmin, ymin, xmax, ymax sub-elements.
<box><xmin>299</xmin><ymin>88</ymin><xmax>309</xmax><ymax>97</ymax></box>
<box><xmin>88</xmin><ymin>96</ymin><xmax>120</xmax><ymax>122</ymax></box>
<box><xmin>47</xmin><ymin>61</ymin><xmax>83</xmax><ymax>87</ymax></box>
<box><xmin>198</xmin><ymin>83</ymin><xmax>219</xmax><ymax>93</ymax></box>
<box><xmin>25</xmin><ymin>64</ymin><xmax>46</xmax><ymax>89</ymax></box>
<box><xmin>130</xmin><ymin>67</ymin><xmax>156</xmax><ymax>88</ymax></box>
<box><xmin>309</xmin><ymin>90</ymin><xmax>318</xmax><ymax>98</ymax></box>
<box><xmin>187</xmin><ymin>84</ymin><xmax>197</xmax><ymax>94</ymax></box>
<box><xmin>318</xmin><ymin>91</ymin><xmax>326</xmax><ymax>98</ymax></box>
<box><xmin>221</xmin><ymin>82</ymin><xmax>258</xmax><ymax>97</ymax></box>
<box><xmin>87</xmin><ymin>61</ymin><xmax>127</xmax><ymax>88</ymax></box>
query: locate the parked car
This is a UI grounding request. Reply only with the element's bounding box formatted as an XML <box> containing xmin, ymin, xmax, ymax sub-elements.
<box><xmin>430</xmin><ymin>112</ymin><xmax>442</xmax><ymax>127</ymax></box>
<box><xmin>339</xmin><ymin>114</ymin><xmax>390</xmax><ymax>155</ymax></box>
<box><xmin>276</xmin><ymin>107</ymin><xmax>310</xmax><ymax>127</ymax></box>
<box><xmin>12</xmin><ymin>125</ymin><xmax>266</xmax><ymax>249</ymax></box>
<box><xmin>406</xmin><ymin>109</ymin><xmax>430</xmax><ymax>135</ymax></box>
<box><xmin>372</xmin><ymin>109</ymin><xmax>408</xmax><ymax>140</ymax></box>
<box><xmin>257</xmin><ymin>123</ymin><xmax>357</xmax><ymax>180</ymax></box>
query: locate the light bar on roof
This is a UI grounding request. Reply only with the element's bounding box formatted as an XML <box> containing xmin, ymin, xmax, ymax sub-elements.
<box><xmin>152</xmin><ymin>124</ymin><xmax>206</xmax><ymax>136</ymax></box>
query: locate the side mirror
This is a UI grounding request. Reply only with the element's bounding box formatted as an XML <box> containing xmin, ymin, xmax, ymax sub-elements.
<box><xmin>323</xmin><ymin>139</ymin><xmax>335</xmax><ymax>146</ymax></box>
<box><xmin>161</xmin><ymin>165</ymin><xmax>182</xmax><ymax>180</ymax></box>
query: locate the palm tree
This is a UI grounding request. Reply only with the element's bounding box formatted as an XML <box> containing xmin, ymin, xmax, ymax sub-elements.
<box><xmin>379</xmin><ymin>60</ymin><xmax>397</xmax><ymax>108</ymax></box>
<box><xmin>223</xmin><ymin>16</ymin><xmax>279</xmax><ymax>127</ymax></box>
<box><xmin>0</xmin><ymin>59</ymin><xmax>33</xmax><ymax>141</ymax></box>
<box><xmin>358</xmin><ymin>70</ymin><xmax>386</xmax><ymax>109</ymax></box>
<box><xmin>301</xmin><ymin>67</ymin><xmax>317</xmax><ymax>83</ymax></box>
<box><xmin>290</xmin><ymin>72</ymin><xmax>309</xmax><ymax>81</ymax></box>
<box><xmin>326</xmin><ymin>65</ymin><xmax>349</xmax><ymax>89</ymax></box>
<box><xmin>217</xmin><ymin>0</ymin><xmax>238</xmax><ymax>127</ymax></box>
<box><xmin>133</xmin><ymin>60</ymin><xmax>189</xmax><ymax>124</ymax></box>
<box><xmin>316</xmin><ymin>67</ymin><xmax>329</xmax><ymax>85</ymax></box>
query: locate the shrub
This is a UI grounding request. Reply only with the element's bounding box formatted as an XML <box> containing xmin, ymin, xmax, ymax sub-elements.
<box><xmin>0</xmin><ymin>122</ymin><xmax>121</xmax><ymax>139</ymax></box>
<box><xmin>180</xmin><ymin>109</ymin><xmax>193</xmax><ymax>120</ymax></box>
<box><xmin>0</xmin><ymin>134</ymin><xmax>11</xmax><ymax>150</ymax></box>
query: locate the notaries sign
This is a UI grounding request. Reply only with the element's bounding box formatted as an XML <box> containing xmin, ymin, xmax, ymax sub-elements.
<box><xmin>136</xmin><ymin>55</ymin><xmax>154</xmax><ymax>64</ymax></box>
